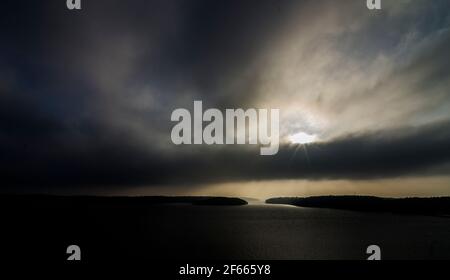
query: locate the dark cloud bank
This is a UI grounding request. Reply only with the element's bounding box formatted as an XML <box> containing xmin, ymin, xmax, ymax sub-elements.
<box><xmin>2</xmin><ymin>114</ymin><xmax>450</xmax><ymax>189</ymax></box>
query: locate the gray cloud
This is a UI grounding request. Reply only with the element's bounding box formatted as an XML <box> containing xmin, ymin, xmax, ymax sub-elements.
<box><xmin>2</xmin><ymin>116</ymin><xmax>450</xmax><ymax>189</ymax></box>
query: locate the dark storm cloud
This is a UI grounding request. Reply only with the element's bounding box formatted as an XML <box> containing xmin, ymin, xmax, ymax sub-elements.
<box><xmin>2</xmin><ymin>118</ymin><xmax>450</xmax><ymax>189</ymax></box>
<box><xmin>1</xmin><ymin>0</ymin><xmax>297</xmax><ymax>123</ymax></box>
<box><xmin>1</xmin><ymin>0</ymin><xmax>303</xmax><ymax>155</ymax></box>
<box><xmin>10</xmin><ymin>0</ymin><xmax>296</xmax><ymax>107</ymax></box>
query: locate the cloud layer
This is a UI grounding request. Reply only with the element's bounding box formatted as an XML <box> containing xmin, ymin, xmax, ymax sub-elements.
<box><xmin>1</xmin><ymin>0</ymin><xmax>450</xmax><ymax>191</ymax></box>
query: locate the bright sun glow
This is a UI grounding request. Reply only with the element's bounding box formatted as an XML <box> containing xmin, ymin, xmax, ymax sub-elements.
<box><xmin>289</xmin><ymin>132</ymin><xmax>318</xmax><ymax>144</ymax></box>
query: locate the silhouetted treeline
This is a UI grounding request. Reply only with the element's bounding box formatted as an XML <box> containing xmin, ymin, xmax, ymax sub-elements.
<box><xmin>266</xmin><ymin>196</ymin><xmax>450</xmax><ymax>216</ymax></box>
<box><xmin>0</xmin><ymin>195</ymin><xmax>247</xmax><ymax>208</ymax></box>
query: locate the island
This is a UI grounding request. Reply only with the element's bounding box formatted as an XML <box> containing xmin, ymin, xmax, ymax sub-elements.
<box><xmin>266</xmin><ymin>196</ymin><xmax>450</xmax><ymax>216</ymax></box>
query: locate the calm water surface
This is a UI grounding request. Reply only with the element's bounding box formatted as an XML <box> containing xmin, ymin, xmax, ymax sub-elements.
<box><xmin>108</xmin><ymin>204</ymin><xmax>450</xmax><ymax>260</ymax></box>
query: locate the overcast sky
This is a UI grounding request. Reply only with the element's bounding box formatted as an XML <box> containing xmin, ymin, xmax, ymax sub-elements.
<box><xmin>1</xmin><ymin>0</ymin><xmax>450</xmax><ymax>197</ymax></box>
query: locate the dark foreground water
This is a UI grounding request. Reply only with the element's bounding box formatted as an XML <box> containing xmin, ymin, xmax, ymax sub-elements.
<box><xmin>126</xmin><ymin>204</ymin><xmax>450</xmax><ymax>260</ymax></box>
<box><xmin>2</xmin><ymin>200</ymin><xmax>450</xmax><ymax>260</ymax></box>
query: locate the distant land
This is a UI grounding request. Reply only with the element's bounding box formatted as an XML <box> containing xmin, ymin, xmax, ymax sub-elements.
<box><xmin>266</xmin><ymin>196</ymin><xmax>450</xmax><ymax>216</ymax></box>
<box><xmin>0</xmin><ymin>195</ymin><xmax>248</xmax><ymax>207</ymax></box>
